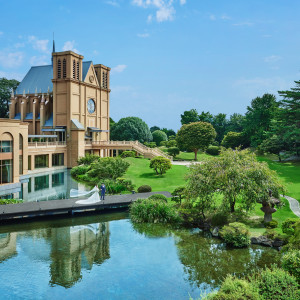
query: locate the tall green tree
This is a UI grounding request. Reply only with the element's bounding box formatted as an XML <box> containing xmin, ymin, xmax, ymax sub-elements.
<box><xmin>198</xmin><ymin>111</ymin><xmax>213</xmax><ymax>123</ymax></box>
<box><xmin>152</xmin><ymin>130</ymin><xmax>168</xmax><ymax>145</ymax></box>
<box><xmin>244</xmin><ymin>94</ymin><xmax>279</xmax><ymax>147</ymax></box>
<box><xmin>277</xmin><ymin>80</ymin><xmax>300</xmax><ymax>155</ymax></box>
<box><xmin>180</xmin><ymin>109</ymin><xmax>199</xmax><ymax>125</ymax></box>
<box><xmin>227</xmin><ymin>113</ymin><xmax>245</xmax><ymax>133</ymax></box>
<box><xmin>0</xmin><ymin>78</ymin><xmax>19</xmax><ymax>118</ymax></box>
<box><xmin>110</xmin><ymin>117</ymin><xmax>152</xmax><ymax>143</ymax></box>
<box><xmin>150</xmin><ymin>126</ymin><xmax>160</xmax><ymax>133</ymax></box>
<box><xmin>161</xmin><ymin>128</ymin><xmax>176</xmax><ymax>137</ymax></box>
<box><xmin>176</xmin><ymin>122</ymin><xmax>216</xmax><ymax>160</ymax></box>
<box><xmin>212</xmin><ymin>113</ymin><xmax>228</xmax><ymax>143</ymax></box>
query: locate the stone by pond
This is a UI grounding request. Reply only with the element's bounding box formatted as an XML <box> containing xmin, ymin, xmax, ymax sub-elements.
<box><xmin>0</xmin><ymin>212</ymin><xmax>279</xmax><ymax>300</ymax></box>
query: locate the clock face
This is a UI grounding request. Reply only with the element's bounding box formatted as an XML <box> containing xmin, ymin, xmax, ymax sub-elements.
<box><xmin>87</xmin><ymin>99</ymin><xmax>95</xmax><ymax>114</ymax></box>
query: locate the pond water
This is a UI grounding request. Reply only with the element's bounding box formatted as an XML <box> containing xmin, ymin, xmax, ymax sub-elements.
<box><xmin>0</xmin><ymin>212</ymin><xmax>278</xmax><ymax>300</ymax></box>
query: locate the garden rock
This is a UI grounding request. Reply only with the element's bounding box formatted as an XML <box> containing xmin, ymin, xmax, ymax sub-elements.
<box><xmin>251</xmin><ymin>236</ymin><xmax>273</xmax><ymax>247</ymax></box>
<box><xmin>211</xmin><ymin>227</ymin><xmax>219</xmax><ymax>237</ymax></box>
<box><xmin>272</xmin><ymin>238</ymin><xmax>285</xmax><ymax>248</ymax></box>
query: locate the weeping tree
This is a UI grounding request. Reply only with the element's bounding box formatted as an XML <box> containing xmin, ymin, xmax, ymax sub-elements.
<box><xmin>185</xmin><ymin>149</ymin><xmax>285</xmax><ymax>220</ymax></box>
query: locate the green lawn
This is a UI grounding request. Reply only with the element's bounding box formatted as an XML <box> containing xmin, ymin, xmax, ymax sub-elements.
<box><xmin>174</xmin><ymin>151</ymin><xmax>211</xmax><ymax>161</ymax></box>
<box><xmin>257</xmin><ymin>155</ymin><xmax>300</xmax><ymax>203</ymax></box>
<box><xmin>124</xmin><ymin>157</ymin><xmax>188</xmax><ymax>192</ymax></box>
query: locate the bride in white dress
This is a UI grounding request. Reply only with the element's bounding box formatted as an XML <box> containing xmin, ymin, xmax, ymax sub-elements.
<box><xmin>70</xmin><ymin>185</ymin><xmax>101</xmax><ymax>205</ymax></box>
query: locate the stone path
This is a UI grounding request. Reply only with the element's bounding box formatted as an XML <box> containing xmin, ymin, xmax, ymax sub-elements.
<box><xmin>172</xmin><ymin>161</ymin><xmax>202</xmax><ymax>166</ymax></box>
<box><xmin>283</xmin><ymin>195</ymin><xmax>300</xmax><ymax>217</ymax></box>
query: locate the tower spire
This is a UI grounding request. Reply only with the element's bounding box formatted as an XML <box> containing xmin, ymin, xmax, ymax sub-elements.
<box><xmin>52</xmin><ymin>32</ymin><xmax>55</xmax><ymax>64</ymax></box>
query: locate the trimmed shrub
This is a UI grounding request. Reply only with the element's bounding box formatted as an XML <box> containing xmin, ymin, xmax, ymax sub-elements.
<box><xmin>0</xmin><ymin>199</ymin><xmax>22</xmax><ymax>205</ymax></box>
<box><xmin>160</xmin><ymin>141</ymin><xmax>168</xmax><ymax>147</ymax></box>
<box><xmin>167</xmin><ymin>140</ymin><xmax>177</xmax><ymax>148</ymax></box>
<box><xmin>148</xmin><ymin>194</ymin><xmax>168</xmax><ymax>202</ymax></box>
<box><xmin>137</xmin><ymin>185</ymin><xmax>152</xmax><ymax>193</ymax></box>
<box><xmin>70</xmin><ymin>165</ymin><xmax>89</xmax><ymax>178</ymax></box>
<box><xmin>129</xmin><ymin>198</ymin><xmax>182</xmax><ymax>223</ymax></box>
<box><xmin>206</xmin><ymin>275</ymin><xmax>260</xmax><ymax>300</ymax></box>
<box><xmin>265</xmin><ymin>220</ymin><xmax>278</xmax><ymax>229</ymax></box>
<box><xmin>251</xmin><ymin>266</ymin><xmax>299</xmax><ymax>300</ymax></box>
<box><xmin>171</xmin><ymin>186</ymin><xmax>185</xmax><ymax>204</ymax></box>
<box><xmin>144</xmin><ymin>142</ymin><xmax>157</xmax><ymax>148</ymax></box>
<box><xmin>282</xmin><ymin>218</ymin><xmax>298</xmax><ymax>235</ymax></box>
<box><xmin>120</xmin><ymin>150</ymin><xmax>135</xmax><ymax>158</ymax></box>
<box><xmin>221</xmin><ymin>131</ymin><xmax>244</xmax><ymax>148</ymax></box>
<box><xmin>282</xmin><ymin>250</ymin><xmax>300</xmax><ymax>282</ymax></box>
<box><xmin>211</xmin><ymin>212</ymin><xmax>228</xmax><ymax>227</ymax></box>
<box><xmin>150</xmin><ymin>156</ymin><xmax>172</xmax><ymax>175</ymax></box>
<box><xmin>219</xmin><ymin>222</ymin><xmax>250</xmax><ymax>248</ymax></box>
<box><xmin>206</xmin><ymin>145</ymin><xmax>220</xmax><ymax>156</ymax></box>
<box><xmin>167</xmin><ymin>147</ymin><xmax>180</xmax><ymax>158</ymax></box>
<box><xmin>77</xmin><ymin>154</ymin><xmax>99</xmax><ymax>165</ymax></box>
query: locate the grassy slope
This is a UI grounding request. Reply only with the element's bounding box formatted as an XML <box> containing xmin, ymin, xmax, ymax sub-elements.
<box><xmin>124</xmin><ymin>157</ymin><xmax>188</xmax><ymax>192</ymax></box>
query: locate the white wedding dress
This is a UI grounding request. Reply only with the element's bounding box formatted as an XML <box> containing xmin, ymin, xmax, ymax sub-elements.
<box><xmin>71</xmin><ymin>186</ymin><xmax>101</xmax><ymax>205</ymax></box>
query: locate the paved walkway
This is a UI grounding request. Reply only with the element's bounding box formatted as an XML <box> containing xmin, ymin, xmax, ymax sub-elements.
<box><xmin>283</xmin><ymin>195</ymin><xmax>300</xmax><ymax>217</ymax></box>
<box><xmin>172</xmin><ymin>161</ymin><xmax>203</xmax><ymax>166</ymax></box>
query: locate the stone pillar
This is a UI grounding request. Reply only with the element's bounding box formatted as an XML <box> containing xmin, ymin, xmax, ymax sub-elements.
<box><xmin>32</xmin><ymin>96</ymin><xmax>37</xmax><ymax>135</ymax></box>
<box><xmin>48</xmin><ymin>153</ymin><xmax>52</xmax><ymax>168</ymax></box>
<box><xmin>116</xmin><ymin>149</ymin><xmax>119</xmax><ymax>157</ymax></box>
<box><xmin>31</xmin><ymin>155</ymin><xmax>35</xmax><ymax>171</ymax></box>
<box><xmin>20</xmin><ymin>95</ymin><xmax>26</xmax><ymax>122</ymax></box>
<box><xmin>68</xmin><ymin>129</ymin><xmax>85</xmax><ymax>168</ymax></box>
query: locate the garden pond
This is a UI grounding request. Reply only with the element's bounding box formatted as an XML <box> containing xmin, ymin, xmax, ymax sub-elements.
<box><xmin>0</xmin><ymin>211</ymin><xmax>279</xmax><ymax>300</ymax></box>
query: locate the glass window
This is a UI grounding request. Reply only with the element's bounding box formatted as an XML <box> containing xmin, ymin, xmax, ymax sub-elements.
<box><xmin>28</xmin><ymin>156</ymin><xmax>31</xmax><ymax>170</ymax></box>
<box><xmin>0</xmin><ymin>159</ymin><xmax>12</xmax><ymax>184</ymax></box>
<box><xmin>34</xmin><ymin>155</ymin><xmax>49</xmax><ymax>169</ymax></box>
<box><xmin>0</xmin><ymin>141</ymin><xmax>12</xmax><ymax>153</ymax></box>
<box><xmin>34</xmin><ymin>175</ymin><xmax>49</xmax><ymax>191</ymax></box>
<box><xmin>52</xmin><ymin>172</ymin><xmax>64</xmax><ymax>187</ymax></box>
<box><xmin>52</xmin><ymin>153</ymin><xmax>64</xmax><ymax>166</ymax></box>
<box><xmin>28</xmin><ymin>177</ymin><xmax>31</xmax><ymax>193</ymax></box>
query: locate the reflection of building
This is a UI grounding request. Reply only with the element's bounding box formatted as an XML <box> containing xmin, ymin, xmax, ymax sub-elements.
<box><xmin>0</xmin><ymin>232</ymin><xmax>17</xmax><ymax>262</ymax></box>
<box><xmin>50</xmin><ymin>222</ymin><xmax>110</xmax><ymax>287</ymax></box>
<box><xmin>0</xmin><ymin>222</ymin><xmax>110</xmax><ymax>288</ymax></box>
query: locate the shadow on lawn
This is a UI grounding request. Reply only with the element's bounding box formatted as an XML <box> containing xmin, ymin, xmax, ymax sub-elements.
<box><xmin>138</xmin><ymin>172</ymin><xmax>166</xmax><ymax>179</ymax></box>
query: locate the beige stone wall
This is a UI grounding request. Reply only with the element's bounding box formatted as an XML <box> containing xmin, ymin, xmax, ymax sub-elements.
<box><xmin>0</xmin><ymin>119</ymin><xmax>28</xmax><ymax>184</ymax></box>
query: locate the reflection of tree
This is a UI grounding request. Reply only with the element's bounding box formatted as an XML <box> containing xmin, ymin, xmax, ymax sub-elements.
<box><xmin>0</xmin><ymin>233</ymin><xmax>17</xmax><ymax>262</ymax></box>
<box><xmin>131</xmin><ymin>222</ymin><xmax>277</xmax><ymax>289</ymax></box>
<box><xmin>49</xmin><ymin>222</ymin><xmax>110</xmax><ymax>288</ymax></box>
<box><xmin>174</xmin><ymin>231</ymin><xmax>277</xmax><ymax>288</ymax></box>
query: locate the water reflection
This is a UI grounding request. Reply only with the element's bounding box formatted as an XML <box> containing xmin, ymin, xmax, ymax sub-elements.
<box><xmin>0</xmin><ymin>221</ymin><xmax>110</xmax><ymax>288</ymax></box>
<box><xmin>132</xmin><ymin>223</ymin><xmax>279</xmax><ymax>288</ymax></box>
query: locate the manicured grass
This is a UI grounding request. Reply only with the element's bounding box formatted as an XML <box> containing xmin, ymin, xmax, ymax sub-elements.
<box><xmin>257</xmin><ymin>155</ymin><xmax>300</xmax><ymax>203</ymax></box>
<box><xmin>174</xmin><ymin>151</ymin><xmax>211</xmax><ymax>161</ymax></box>
<box><xmin>124</xmin><ymin>157</ymin><xmax>188</xmax><ymax>192</ymax></box>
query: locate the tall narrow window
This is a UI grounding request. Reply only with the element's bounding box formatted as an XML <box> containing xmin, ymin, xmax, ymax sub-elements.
<box><xmin>63</xmin><ymin>58</ymin><xmax>66</xmax><ymax>78</ymax></box>
<box><xmin>102</xmin><ymin>71</ymin><xmax>108</xmax><ymax>89</ymax></box>
<box><xmin>77</xmin><ymin>61</ymin><xmax>79</xmax><ymax>80</ymax></box>
<box><xmin>72</xmin><ymin>59</ymin><xmax>76</xmax><ymax>79</ymax></box>
<box><xmin>57</xmin><ymin>59</ymin><xmax>61</xmax><ymax>79</ymax></box>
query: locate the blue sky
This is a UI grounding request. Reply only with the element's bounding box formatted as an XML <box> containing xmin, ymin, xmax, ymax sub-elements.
<box><xmin>0</xmin><ymin>0</ymin><xmax>299</xmax><ymax>130</ymax></box>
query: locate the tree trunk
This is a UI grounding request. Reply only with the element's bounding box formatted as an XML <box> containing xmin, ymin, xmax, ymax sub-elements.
<box><xmin>230</xmin><ymin>201</ymin><xmax>235</xmax><ymax>213</ymax></box>
<box><xmin>278</xmin><ymin>154</ymin><xmax>281</xmax><ymax>162</ymax></box>
<box><xmin>194</xmin><ymin>149</ymin><xmax>198</xmax><ymax>161</ymax></box>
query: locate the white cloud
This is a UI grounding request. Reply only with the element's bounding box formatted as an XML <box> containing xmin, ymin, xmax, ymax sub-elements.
<box><xmin>132</xmin><ymin>0</ymin><xmax>177</xmax><ymax>22</ymax></box>
<box><xmin>0</xmin><ymin>51</ymin><xmax>24</xmax><ymax>68</ymax></box>
<box><xmin>62</xmin><ymin>40</ymin><xmax>80</xmax><ymax>53</ymax></box>
<box><xmin>209</xmin><ymin>14</ymin><xmax>216</xmax><ymax>21</ymax></box>
<box><xmin>137</xmin><ymin>33</ymin><xmax>150</xmax><ymax>38</ymax></box>
<box><xmin>221</xmin><ymin>14</ymin><xmax>231</xmax><ymax>20</ymax></box>
<box><xmin>111</xmin><ymin>64</ymin><xmax>127</xmax><ymax>74</ymax></box>
<box><xmin>105</xmin><ymin>0</ymin><xmax>119</xmax><ymax>6</ymax></box>
<box><xmin>14</xmin><ymin>43</ymin><xmax>25</xmax><ymax>48</ymax></box>
<box><xmin>179</xmin><ymin>0</ymin><xmax>186</xmax><ymax>5</ymax></box>
<box><xmin>264</xmin><ymin>55</ymin><xmax>281</xmax><ymax>63</ymax></box>
<box><xmin>28</xmin><ymin>36</ymin><xmax>49</xmax><ymax>53</ymax></box>
<box><xmin>233</xmin><ymin>22</ymin><xmax>254</xmax><ymax>26</ymax></box>
<box><xmin>30</xmin><ymin>55</ymin><xmax>49</xmax><ymax>66</ymax></box>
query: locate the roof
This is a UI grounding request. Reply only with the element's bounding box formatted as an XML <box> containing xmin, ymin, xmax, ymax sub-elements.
<box><xmin>82</xmin><ymin>61</ymin><xmax>92</xmax><ymax>81</ymax></box>
<box><xmin>71</xmin><ymin>119</ymin><xmax>85</xmax><ymax>130</ymax></box>
<box><xmin>44</xmin><ymin>113</ymin><xmax>53</xmax><ymax>127</ymax></box>
<box><xmin>16</xmin><ymin>65</ymin><xmax>53</xmax><ymax>95</ymax></box>
<box><xmin>15</xmin><ymin>60</ymin><xmax>94</xmax><ymax>95</ymax></box>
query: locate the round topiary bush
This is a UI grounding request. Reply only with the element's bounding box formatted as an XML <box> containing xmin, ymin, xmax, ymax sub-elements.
<box><xmin>137</xmin><ymin>185</ymin><xmax>152</xmax><ymax>193</ymax></box>
<box><xmin>120</xmin><ymin>150</ymin><xmax>136</xmax><ymax>158</ymax></box>
<box><xmin>129</xmin><ymin>198</ymin><xmax>181</xmax><ymax>223</ymax></box>
<box><xmin>265</xmin><ymin>220</ymin><xmax>278</xmax><ymax>229</ymax></box>
<box><xmin>219</xmin><ymin>222</ymin><xmax>250</xmax><ymax>248</ymax></box>
<box><xmin>206</xmin><ymin>145</ymin><xmax>221</xmax><ymax>156</ymax></box>
<box><xmin>251</xmin><ymin>266</ymin><xmax>299</xmax><ymax>300</ymax></box>
<box><xmin>148</xmin><ymin>194</ymin><xmax>168</xmax><ymax>202</ymax></box>
<box><xmin>282</xmin><ymin>250</ymin><xmax>300</xmax><ymax>282</ymax></box>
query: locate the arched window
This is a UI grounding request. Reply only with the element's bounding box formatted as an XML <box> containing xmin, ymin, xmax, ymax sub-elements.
<box><xmin>57</xmin><ymin>59</ymin><xmax>61</xmax><ymax>79</ymax></box>
<box><xmin>19</xmin><ymin>134</ymin><xmax>23</xmax><ymax>175</ymax></box>
<box><xmin>76</xmin><ymin>61</ymin><xmax>79</xmax><ymax>80</ymax></box>
<box><xmin>73</xmin><ymin>59</ymin><xmax>76</xmax><ymax>79</ymax></box>
<box><xmin>63</xmin><ymin>58</ymin><xmax>66</xmax><ymax>78</ymax></box>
